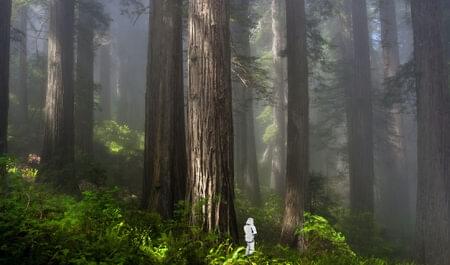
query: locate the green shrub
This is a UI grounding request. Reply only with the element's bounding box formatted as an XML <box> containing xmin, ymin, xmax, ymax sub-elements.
<box><xmin>298</xmin><ymin>212</ymin><xmax>355</xmax><ymax>257</ymax></box>
<box><xmin>0</xmin><ymin>159</ymin><xmax>415</xmax><ymax>265</ymax></box>
<box><xmin>93</xmin><ymin>120</ymin><xmax>144</xmax><ymax>193</ymax></box>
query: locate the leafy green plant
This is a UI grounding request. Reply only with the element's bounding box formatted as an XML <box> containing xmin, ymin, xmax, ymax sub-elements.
<box><xmin>0</xmin><ymin>159</ymin><xmax>415</xmax><ymax>265</ymax></box>
<box><xmin>94</xmin><ymin>120</ymin><xmax>144</xmax><ymax>155</ymax></box>
<box><xmin>298</xmin><ymin>212</ymin><xmax>355</xmax><ymax>257</ymax></box>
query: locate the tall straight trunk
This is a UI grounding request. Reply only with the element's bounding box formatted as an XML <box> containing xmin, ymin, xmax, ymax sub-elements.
<box><xmin>231</xmin><ymin>0</ymin><xmax>247</xmax><ymax>188</ymax></box>
<box><xmin>231</xmin><ymin>0</ymin><xmax>261</xmax><ymax>204</ymax></box>
<box><xmin>271</xmin><ymin>0</ymin><xmax>287</xmax><ymax>195</ymax></box>
<box><xmin>18</xmin><ymin>6</ymin><xmax>28</xmax><ymax>123</ymax></box>
<box><xmin>380</xmin><ymin>0</ymin><xmax>400</xmax><ymax>79</ymax></box>
<box><xmin>443</xmin><ymin>0</ymin><xmax>450</xmax><ymax>63</ymax></box>
<box><xmin>75</xmin><ymin>1</ymin><xmax>94</xmax><ymax>156</ymax></box>
<box><xmin>141</xmin><ymin>0</ymin><xmax>187</xmax><ymax>219</ymax></box>
<box><xmin>411</xmin><ymin>0</ymin><xmax>450</xmax><ymax>264</ymax></box>
<box><xmin>378</xmin><ymin>0</ymin><xmax>410</xmax><ymax>238</ymax></box>
<box><xmin>41</xmin><ymin>0</ymin><xmax>75</xmax><ymax>190</ymax></box>
<box><xmin>0</xmin><ymin>0</ymin><xmax>12</xmax><ymax>191</ymax></box>
<box><xmin>99</xmin><ymin>43</ymin><xmax>111</xmax><ymax>120</ymax></box>
<box><xmin>232</xmin><ymin>69</ymin><xmax>247</xmax><ymax>188</ymax></box>
<box><xmin>348</xmin><ymin>0</ymin><xmax>374</xmax><ymax>213</ymax></box>
<box><xmin>280</xmin><ymin>0</ymin><xmax>309</xmax><ymax>249</ymax></box>
<box><xmin>244</xmin><ymin>92</ymin><xmax>261</xmax><ymax>204</ymax></box>
<box><xmin>187</xmin><ymin>0</ymin><xmax>238</xmax><ymax>241</ymax></box>
<box><xmin>118</xmin><ymin>56</ymin><xmax>129</xmax><ymax>125</ymax></box>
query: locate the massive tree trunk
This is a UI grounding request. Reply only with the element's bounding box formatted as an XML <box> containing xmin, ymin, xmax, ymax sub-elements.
<box><xmin>280</xmin><ymin>0</ymin><xmax>309</xmax><ymax>249</ymax></box>
<box><xmin>231</xmin><ymin>0</ymin><xmax>261</xmax><ymax>204</ymax></box>
<box><xmin>378</xmin><ymin>0</ymin><xmax>410</xmax><ymax>238</ymax></box>
<box><xmin>99</xmin><ymin>43</ymin><xmax>111</xmax><ymax>121</ymax></box>
<box><xmin>411</xmin><ymin>1</ymin><xmax>450</xmax><ymax>264</ymax></box>
<box><xmin>187</xmin><ymin>0</ymin><xmax>238</xmax><ymax>241</ymax></box>
<box><xmin>18</xmin><ymin>6</ymin><xmax>28</xmax><ymax>123</ymax></box>
<box><xmin>0</xmin><ymin>0</ymin><xmax>12</xmax><ymax>190</ymax></box>
<box><xmin>348</xmin><ymin>0</ymin><xmax>374</xmax><ymax>213</ymax></box>
<box><xmin>271</xmin><ymin>0</ymin><xmax>287</xmax><ymax>195</ymax></box>
<box><xmin>75</xmin><ymin>0</ymin><xmax>94</xmax><ymax>156</ymax></box>
<box><xmin>141</xmin><ymin>0</ymin><xmax>187</xmax><ymax>219</ymax></box>
<box><xmin>41</xmin><ymin>0</ymin><xmax>76</xmax><ymax>190</ymax></box>
<box><xmin>443</xmin><ymin>0</ymin><xmax>450</xmax><ymax>63</ymax></box>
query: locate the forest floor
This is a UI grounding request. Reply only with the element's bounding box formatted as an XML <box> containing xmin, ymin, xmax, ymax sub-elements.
<box><xmin>0</xmin><ymin>158</ymin><xmax>416</xmax><ymax>265</ymax></box>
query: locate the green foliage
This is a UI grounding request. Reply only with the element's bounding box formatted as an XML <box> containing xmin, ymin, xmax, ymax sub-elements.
<box><xmin>308</xmin><ymin>172</ymin><xmax>342</xmax><ymax>222</ymax></box>
<box><xmin>298</xmin><ymin>213</ymin><xmax>355</xmax><ymax>257</ymax></box>
<box><xmin>235</xmin><ymin>187</ymin><xmax>283</xmax><ymax>243</ymax></box>
<box><xmin>95</xmin><ymin>120</ymin><xmax>144</xmax><ymax>155</ymax></box>
<box><xmin>334</xmin><ymin>210</ymin><xmax>398</xmax><ymax>259</ymax></box>
<box><xmin>93</xmin><ymin>121</ymin><xmax>144</xmax><ymax>192</ymax></box>
<box><xmin>0</xmin><ymin>161</ymin><xmax>415</xmax><ymax>265</ymax></box>
<box><xmin>257</xmin><ymin>106</ymin><xmax>277</xmax><ymax>144</ymax></box>
<box><xmin>383</xmin><ymin>60</ymin><xmax>416</xmax><ymax>113</ymax></box>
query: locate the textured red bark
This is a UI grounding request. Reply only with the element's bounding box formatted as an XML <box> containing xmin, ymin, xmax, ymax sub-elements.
<box><xmin>412</xmin><ymin>0</ymin><xmax>450</xmax><ymax>264</ymax></box>
<box><xmin>280</xmin><ymin>0</ymin><xmax>309</xmax><ymax>249</ymax></box>
<box><xmin>41</xmin><ymin>0</ymin><xmax>76</xmax><ymax>191</ymax></box>
<box><xmin>187</xmin><ymin>0</ymin><xmax>238</xmax><ymax>241</ymax></box>
<box><xmin>142</xmin><ymin>0</ymin><xmax>187</xmax><ymax>219</ymax></box>
<box><xmin>271</xmin><ymin>0</ymin><xmax>287</xmax><ymax>195</ymax></box>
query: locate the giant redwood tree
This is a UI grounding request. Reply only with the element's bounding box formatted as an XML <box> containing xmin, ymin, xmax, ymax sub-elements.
<box><xmin>41</xmin><ymin>0</ymin><xmax>76</xmax><ymax>190</ymax></box>
<box><xmin>0</xmin><ymin>0</ymin><xmax>12</xmax><ymax>189</ymax></box>
<box><xmin>378</xmin><ymin>0</ymin><xmax>410</xmax><ymax>238</ymax></box>
<box><xmin>99</xmin><ymin>43</ymin><xmax>111</xmax><ymax>121</ymax></box>
<box><xmin>280</xmin><ymin>0</ymin><xmax>309</xmax><ymax>249</ymax></box>
<box><xmin>412</xmin><ymin>0</ymin><xmax>450</xmax><ymax>263</ymax></box>
<box><xmin>271</xmin><ymin>0</ymin><xmax>287</xmax><ymax>195</ymax></box>
<box><xmin>187</xmin><ymin>0</ymin><xmax>238</xmax><ymax>240</ymax></box>
<box><xmin>142</xmin><ymin>0</ymin><xmax>187</xmax><ymax>219</ymax></box>
<box><xmin>18</xmin><ymin>6</ymin><xmax>28</xmax><ymax>123</ymax></box>
<box><xmin>231</xmin><ymin>0</ymin><xmax>261</xmax><ymax>205</ymax></box>
<box><xmin>75</xmin><ymin>0</ymin><xmax>95</xmax><ymax>156</ymax></box>
<box><xmin>348</xmin><ymin>0</ymin><xmax>374</xmax><ymax>213</ymax></box>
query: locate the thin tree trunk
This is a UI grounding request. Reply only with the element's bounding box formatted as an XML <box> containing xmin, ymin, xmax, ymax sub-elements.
<box><xmin>348</xmin><ymin>0</ymin><xmax>374</xmax><ymax>213</ymax></box>
<box><xmin>378</xmin><ymin>0</ymin><xmax>410</xmax><ymax>239</ymax></box>
<box><xmin>233</xmin><ymin>77</ymin><xmax>247</xmax><ymax>188</ymax></box>
<box><xmin>0</xmin><ymin>0</ymin><xmax>12</xmax><ymax>192</ymax></box>
<box><xmin>280</xmin><ymin>0</ymin><xmax>309</xmax><ymax>249</ymax></box>
<box><xmin>231</xmin><ymin>0</ymin><xmax>261</xmax><ymax>204</ymax></box>
<box><xmin>187</xmin><ymin>0</ymin><xmax>238</xmax><ymax>241</ymax></box>
<box><xmin>41</xmin><ymin>0</ymin><xmax>76</xmax><ymax>191</ymax></box>
<box><xmin>18</xmin><ymin>6</ymin><xmax>28</xmax><ymax>123</ymax></box>
<box><xmin>411</xmin><ymin>0</ymin><xmax>450</xmax><ymax>264</ymax></box>
<box><xmin>271</xmin><ymin>0</ymin><xmax>287</xmax><ymax>195</ymax></box>
<box><xmin>231</xmin><ymin>1</ymin><xmax>247</xmax><ymax>187</ymax></box>
<box><xmin>118</xmin><ymin>55</ymin><xmax>129</xmax><ymax>125</ymax></box>
<box><xmin>75</xmin><ymin>0</ymin><xmax>94</xmax><ymax>156</ymax></box>
<box><xmin>244</xmin><ymin>92</ymin><xmax>261</xmax><ymax>205</ymax></box>
<box><xmin>99</xmin><ymin>43</ymin><xmax>111</xmax><ymax>121</ymax></box>
<box><xmin>141</xmin><ymin>0</ymin><xmax>187</xmax><ymax>219</ymax></box>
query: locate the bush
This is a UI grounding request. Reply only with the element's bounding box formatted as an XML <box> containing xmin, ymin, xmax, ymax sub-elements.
<box><xmin>93</xmin><ymin>120</ymin><xmax>144</xmax><ymax>193</ymax></box>
<box><xmin>0</xmin><ymin>159</ymin><xmax>415</xmax><ymax>265</ymax></box>
<box><xmin>298</xmin><ymin>212</ymin><xmax>355</xmax><ymax>257</ymax></box>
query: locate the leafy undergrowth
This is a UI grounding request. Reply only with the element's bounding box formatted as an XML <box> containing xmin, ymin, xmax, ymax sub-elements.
<box><xmin>0</xmin><ymin>160</ymin><xmax>415</xmax><ymax>265</ymax></box>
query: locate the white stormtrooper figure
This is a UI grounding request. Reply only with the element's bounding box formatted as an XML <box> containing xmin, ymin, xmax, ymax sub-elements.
<box><xmin>243</xmin><ymin>217</ymin><xmax>257</xmax><ymax>256</ymax></box>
